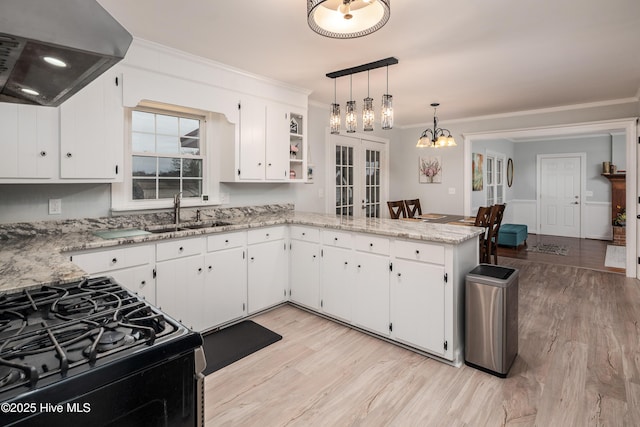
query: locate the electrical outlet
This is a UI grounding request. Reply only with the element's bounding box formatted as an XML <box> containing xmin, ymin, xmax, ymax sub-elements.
<box><xmin>48</xmin><ymin>199</ymin><xmax>62</xmax><ymax>215</ymax></box>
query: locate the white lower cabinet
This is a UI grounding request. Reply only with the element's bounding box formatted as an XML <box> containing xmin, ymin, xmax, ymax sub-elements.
<box><xmin>203</xmin><ymin>246</ymin><xmax>247</xmax><ymax>328</ymax></box>
<box><xmin>70</xmin><ymin>244</ymin><xmax>156</xmax><ymax>304</ymax></box>
<box><xmin>391</xmin><ymin>259</ymin><xmax>446</xmax><ymax>355</ymax></box>
<box><xmin>289</xmin><ymin>227</ymin><xmax>320</xmax><ymax>310</ymax></box>
<box><xmin>353</xmin><ymin>251</ymin><xmax>391</xmax><ymax>336</ymax></box>
<box><xmin>155</xmin><ymin>237</ymin><xmax>206</xmax><ymax>331</ymax></box>
<box><xmin>320</xmin><ymin>246</ymin><xmax>354</xmax><ymax>322</ymax></box>
<box><xmin>247</xmin><ymin>227</ymin><xmax>288</xmax><ymax>314</ymax></box>
<box><xmin>156</xmin><ymin>254</ymin><xmax>205</xmax><ymax>331</ymax></box>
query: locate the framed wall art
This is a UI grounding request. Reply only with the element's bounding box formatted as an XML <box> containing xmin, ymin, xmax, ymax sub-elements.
<box><xmin>419</xmin><ymin>156</ymin><xmax>442</xmax><ymax>183</ymax></box>
<box><xmin>472</xmin><ymin>153</ymin><xmax>483</xmax><ymax>191</ymax></box>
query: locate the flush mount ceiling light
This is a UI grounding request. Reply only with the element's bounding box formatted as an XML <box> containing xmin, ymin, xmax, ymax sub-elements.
<box><xmin>308</xmin><ymin>0</ymin><xmax>391</xmax><ymax>39</ymax></box>
<box><xmin>417</xmin><ymin>103</ymin><xmax>457</xmax><ymax>148</ymax></box>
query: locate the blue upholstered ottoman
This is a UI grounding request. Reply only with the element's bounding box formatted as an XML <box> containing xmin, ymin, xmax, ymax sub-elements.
<box><xmin>497</xmin><ymin>224</ymin><xmax>528</xmax><ymax>248</ymax></box>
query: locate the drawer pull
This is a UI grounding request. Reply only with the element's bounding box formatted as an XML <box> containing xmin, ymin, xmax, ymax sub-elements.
<box><xmin>40</xmin><ymin>151</ymin><xmax>47</xmax><ymax>157</ymax></box>
<box><xmin>369</xmin><ymin>243</ymin><xmax>373</xmax><ymax>247</ymax></box>
<box><xmin>302</xmin><ymin>232</ymin><xmax>306</xmax><ymax>236</ymax></box>
<box><xmin>198</xmin><ymin>267</ymin><xmax>202</xmax><ymax>272</ymax></box>
<box><xmin>416</xmin><ymin>250</ymin><xmax>420</xmax><ymax>255</ymax></box>
<box><xmin>344</xmin><ymin>261</ymin><xmax>348</xmax><ymax>265</ymax></box>
<box><xmin>111</xmin><ymin>257</ymin><xmax>117</xmax><ymax>264</ymax></box>
<box><xmin>208</xmin><ymin>265</ymin><xmax>213</xmax><ymax>271</ymax></box>
<box><xmin>397</xmin><ymin>273</ymin><xmax>402</xmax><ymax>277</ymax></box>
<box><xmin>266</xmin><ymin>233</ymin><xmax>270</xmax><ymax>238</ymax></box>
<box><xmin>225</xmin><ymin>239</ymin><xmax>229</xmax><ymax>243</ymax></box>
<box><xmin>66</xmin><ymin>152</ymin><xmax>72</xmax><ymax>158</ymax></box>
<box><xmin>334</xmin><ymin>237</ymin><xmax>338</xmax><ymax>241</ymax></box>
<box><xmin>179</xmin><ymin>246</ymin><xmax>184</xmax><ymax>252</ymax></box>
<box><xmin>141</xmin><ymin>280</ymin><xmax>146</xmax><ymax>285</ymax></box>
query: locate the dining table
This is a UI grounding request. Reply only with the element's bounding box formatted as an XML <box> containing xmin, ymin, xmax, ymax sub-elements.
<box><xmin>400</xmin><ymin>213</ymin><xmax>477</xmax><ymax>226</ymax></box>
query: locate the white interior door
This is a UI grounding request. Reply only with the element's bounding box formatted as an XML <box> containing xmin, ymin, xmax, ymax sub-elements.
<box><xmin>538</xmin><ymin>154</ymin><xmax>583</xmax><ymax>237</ymax></box>
<box><xmin>329</xmin><ymin>134</ymin><xmax>388</xmax><ymax>218</ymax></box>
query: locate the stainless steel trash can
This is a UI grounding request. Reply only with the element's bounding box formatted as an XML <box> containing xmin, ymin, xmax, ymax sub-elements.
<box><xmin>465</xmin><ymin>264</ymin><xmax>518</xmax><ymax>377</ymax></box>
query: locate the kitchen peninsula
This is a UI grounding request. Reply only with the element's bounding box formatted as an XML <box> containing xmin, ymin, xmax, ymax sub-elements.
<box><xmin>0</xmin><ymin>205</ymin><xmax>482</xmax><ymax>366</ymax></box>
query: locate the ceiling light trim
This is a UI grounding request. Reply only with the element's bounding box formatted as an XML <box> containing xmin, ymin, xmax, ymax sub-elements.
<box><xmin>308</xmin><ymin>0</ymin><xmax>391</xmax><ymax>39</ymax></box>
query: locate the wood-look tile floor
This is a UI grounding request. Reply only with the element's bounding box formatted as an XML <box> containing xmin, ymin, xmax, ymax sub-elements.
<box><xmin>498</xmin><ymin>234</ymin><xmax>625</xmax><ymax>274</ymax></box>
<box><xmin>205</xmin><ymin>257</ymin><xmax>640</xmax><ymax>426</ymax></box>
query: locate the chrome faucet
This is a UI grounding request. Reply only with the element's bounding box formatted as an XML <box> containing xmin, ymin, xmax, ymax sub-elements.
<box><xmin>173</xmin><ymin>192</ymin><xmax>182</xmax><ymax>226</ymax></box>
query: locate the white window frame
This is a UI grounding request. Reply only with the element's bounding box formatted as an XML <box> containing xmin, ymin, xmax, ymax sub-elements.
<box><xmin>486</xmin><ymin>151</ymin><xmax>506</xmax><ymax>206</ymax></box>
<box><xmin>111</xmin><ymin>104</ymin><xmax>220</xmax><ymax>212</ymax></box>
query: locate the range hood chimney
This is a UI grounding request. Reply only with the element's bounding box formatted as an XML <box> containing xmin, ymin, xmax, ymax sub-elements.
<box><xmin>0</xmin><ymin>0</ymin><xmax>132</xmax><ymax>107</ymax></box>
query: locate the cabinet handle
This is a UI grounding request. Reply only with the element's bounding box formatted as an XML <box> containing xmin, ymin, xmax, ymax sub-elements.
<box><xmin>312</xmin><ymin>255</ymin><xmax>316</xmax><ymax>259</ymax></box>
<box><xmin>198</xmin><ymin>267</ymin><xmax>202</xmax><ymax>272</ymax></box>
<box><xmin>416</xmin><ymin>250</ymin><xmax>420</xmax><ymax>255</ymax></box>
<box><xmin>369</xmin><ymin>243</ymin><xmax>373</xmax><ymax>247</ymax></box>
<box><xmin>266</xmin><ymin>233</ymin><xmax>270</xmax><ymax>238</ymax></box>
<box><xmin>344</xmin><ymin>261</ymin><xmax>348</xmax><ymax>265</ymax></box>
<box><xmin>397</xmin><ymin>273</ymin><xmax>402</xmax><ymax>277</ymax></box>
<box><xmin>66</xmin><ymin>152</ymin><xmax>72</xmax><ymax>158</ymax></box>
<box><xmin>334</xmin><ymin>237</ymin><xmax>338</xmax><ymax>241</ymax></box>
<box><xmin>250</xmin><ymin>257</ymin><xmax>255</xmax><ymax>261</ymax></box>
<box><xmin>258</xmin><ymin>162</ymin><xmax>262</xmax><ymax>166</ymax></box>
<box><xmin>357</xmin><ymin>264</ymin><xmax>361</xmax><ymax>268</ymax></box>
<box><xmin>179</xmin><ymin>246</ymin><xmax>184</xmax><ymax>252</ymax></box>
<box><xmin>302</xmin><ymin>232</ymin><xmax>306</xmax><ymax>236</ymax></box>
<box><xmin>111</xmin><ymin>257</ymin><xmax>117</xmax><ymax>264</ymax></box>
<box><xmin>141</xmin><ymin>280</ymin><xmax>146</xmax><ymax>285</ymax></box>
<box><xmin>208</xmin><ymin>265</ymin><xmax>213</xmax><ymax>271</ymax></box>
<box><xmin>268</xmin><ymin>163</ymin><xmax>272</xmax><ymax>166</ymax></box>
<box><xmin>225</xmin><ymin>239</ymin><xmax>229</xmax><ymax>243</ymax></box>
<box><xmin>40</xmin><ymin>151</ymin><xmax>47</xmax><ymax>157</ymax></box>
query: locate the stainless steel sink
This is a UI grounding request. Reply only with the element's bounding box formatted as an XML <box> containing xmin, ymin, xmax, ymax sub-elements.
<box><xmin>145</xmin><ymin>221</ymin><xmax>232</xmax><ymax>234</ymax></box>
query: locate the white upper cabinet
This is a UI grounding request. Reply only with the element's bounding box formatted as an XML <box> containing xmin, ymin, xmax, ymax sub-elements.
<box><xmin>222</xmin><ymin>96</ymin><xmax>305</xmax><ymax>183</ymax></box>
<box><xmin>0</xmin><ymin>103</ymin><xmax>58</xmax><ymax>179</ymax></box>
<box><xmin>59</xmin><ymin>67</ymin><xmax>123</xmax><ymax>181</ymax></box>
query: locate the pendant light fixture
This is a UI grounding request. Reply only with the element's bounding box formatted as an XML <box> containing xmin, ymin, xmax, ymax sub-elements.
<box><xmin>417</xmin><ymin>103</ymin><xmax>457</xmax><ymax>148</ymax></box>
<box><xmin>363</xmin><ymin>70</ymin><xmax>374</xmax><ymax>131</ymax></box>
<box><xmin>326</xmin><ymin>57</ymin><xmax>398</xmax><ymax>133</ymax></box>
<box><xmin>345</xmin><ymin>75</ymin><xmax>357</xmax><ymax>133</ymax></box>
<box><xmin>381</xmin><ymin>65</ymin><xmax>393</xmax><ymax>129</ymax></box>
<box><xmin>330</xmin><ymin>78</ymin><xmax>341</xmax><ymax>134</ymax></box>
<box><xmin>307</xmin><ymin>0</ymin><xmax>391</xmax><ymax>39</ymax></box>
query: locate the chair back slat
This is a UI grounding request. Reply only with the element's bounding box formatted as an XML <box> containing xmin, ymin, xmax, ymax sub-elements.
<box><xmin>486</xmin><ymin>204</ymin><xmax>506</xmax><ymax>264</ymax></box>
<box><xmin>404</xmin><ymin>199</ymin><xmax>422</xmax><ymax>218</ymax></box>
<box><xmin>387</xmin><ymin>201</ymin><xmax>407</xmax><ymax>219</ymax></box>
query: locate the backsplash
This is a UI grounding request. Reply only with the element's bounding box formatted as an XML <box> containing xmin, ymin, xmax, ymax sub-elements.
<box><xmin>0</xmin><ymin>204</ymin><xmax>294</xmax><ymax>240</ymax></box>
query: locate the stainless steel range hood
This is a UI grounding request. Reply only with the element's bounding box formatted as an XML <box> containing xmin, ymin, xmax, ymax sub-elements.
<box><xmin>0</xmin><ymin>0</ymin><xmax>132</xmax><ymax>107</ymax></box>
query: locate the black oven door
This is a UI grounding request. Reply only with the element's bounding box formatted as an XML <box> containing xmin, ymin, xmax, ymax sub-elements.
<box><xmin>5</xmin><ymin>352</ymin><xmax>199</xmax><ymax>427</ymax></box>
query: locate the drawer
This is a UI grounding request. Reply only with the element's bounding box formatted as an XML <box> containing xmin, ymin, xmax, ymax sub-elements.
<box><xmin>247</xmin><ymin>226</ymin><xmax>286</xmax><ymax>245</ymax></box>
<box><xmin>355</xmin><ymin>234</ymin><xmax>390</xmax><ymax>256</ymax></box>
<box><xmin>394</xmin><ymin>240</ymin><xmax>445</xmax><ymax>265</ymax></box>
<box><xmin>156</xmin><ymin>237</ymin><xmax>205</xmax><ymax>261</ymax></box>
<box><xmin>207</xmin><ymin>231</ymin><xmax>247</xmax><ymax>252</ymax></box>
<box><xmin>72</xmin><ymin>245</ymin><xmax>154</xmax><ymax>274</ymax></box>
<box><xmin>322</xmin><ymin>230</ymin><xmax>353</xmax><ymax>249</ymax></box>
<box><xmin>289</xmin><ymin>226</ymin><xmax>320</xmax><ymax>242</ymax></box>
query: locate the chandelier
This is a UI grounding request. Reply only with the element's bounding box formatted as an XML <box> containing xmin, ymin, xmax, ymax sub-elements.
<box><xmin>416</xmin><ymin>103</ymin><xmax>457</xmax><ymax>148</ymax></box>
<box><xmin>327</xmin><ymin>57</ymin><xmax>397</xmax><ymax>134</ymax></box>
<box><xmin>307</xmin><ymin>0</ymin><xmax>391</xmax><ymax>39</ymax></box>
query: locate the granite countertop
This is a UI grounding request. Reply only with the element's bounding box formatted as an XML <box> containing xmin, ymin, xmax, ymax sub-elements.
<box><xmin>0</xmin><ymin>205</ymin><xmax>482</xmax><ymax>294</ymax></box>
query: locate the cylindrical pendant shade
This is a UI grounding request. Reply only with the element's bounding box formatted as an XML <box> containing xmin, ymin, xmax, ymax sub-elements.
<box><xmin>381</xmin><ymin>94</ymin><xmax>393</xmax><ymax>129</ymax></box>
<box><xmin>330</xmin><ymin>103</ymin><xmax>341</xmax><ymax>134</ymax></box>
<box><xmin>363</xmin><ymin>96</ymin><xmax>374</xmax><ymax>131</ymax></box>
<box><xmin>346</xmin><ymin>100</ymin><xmax>357</xmax><ymax>133</ymax></box>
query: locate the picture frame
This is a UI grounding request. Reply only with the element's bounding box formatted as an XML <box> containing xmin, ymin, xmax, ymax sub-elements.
<box><xmin>472</xmin><ymin>153</ymin><xmax>483</xmax><ymax>191</ymax></box>
<box><xmin>507</xmin><ymin>158</ymin><xmax>514</xmax><ymax>187</ymax></box>
<box><xmin>419</xmin><ymin>156</ymin><xmax>442</xmax><ymax>183</ymax></box>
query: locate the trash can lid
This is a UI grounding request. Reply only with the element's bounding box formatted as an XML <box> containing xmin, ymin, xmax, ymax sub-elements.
<box><xmin>468</xmin><ymin>264</ymin><xmax>515</xmax><ymax>280</ymax></box>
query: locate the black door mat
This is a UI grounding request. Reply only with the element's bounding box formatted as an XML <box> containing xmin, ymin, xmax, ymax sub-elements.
<box><xmin>201</xmin><ymin>320</ymin><xmax>282</xmax><ymax>376</ymax></box>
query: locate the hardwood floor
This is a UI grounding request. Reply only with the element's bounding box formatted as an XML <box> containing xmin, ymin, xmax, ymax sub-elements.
<box><xmin>497</xmin><ymin>233</ymin><xmax>625</xmax><ymax>274</ymax></box>
<box><xmin>204</xmin><ymin>257</ymin><xmax>640</xmax><ymax>426</ymax></box>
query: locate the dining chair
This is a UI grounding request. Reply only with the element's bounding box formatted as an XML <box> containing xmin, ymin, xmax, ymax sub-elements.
<box><xmin>387</xmin><ymin>201</ymin><xmax>407</xmax><ymax>219</ymax></box>
<box><xmin>486</xmin><ymin>204</ymin><xmax>506</xmax><ymax>264</ymax></box>
<box><xmin>474</xmin><ymin>206</ymin><xmax>491</xmax><ymax>263</ymax></box>
<box><xmin>404</xmin><ymin>199</ymin><xmax>422</xmax><ymax>218</ymax></box>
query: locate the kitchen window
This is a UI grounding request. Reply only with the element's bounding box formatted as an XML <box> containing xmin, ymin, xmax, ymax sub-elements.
<box><xmin>131</xmin><ymin>110</ymin><xmax>203</xmax><ymax>200</ymax></box>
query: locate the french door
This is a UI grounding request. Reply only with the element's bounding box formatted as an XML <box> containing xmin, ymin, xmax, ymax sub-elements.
<box><xmin>329</xmin><ymin>134</ymin><xmax>388</xmax><ymax>218</ymax></box>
